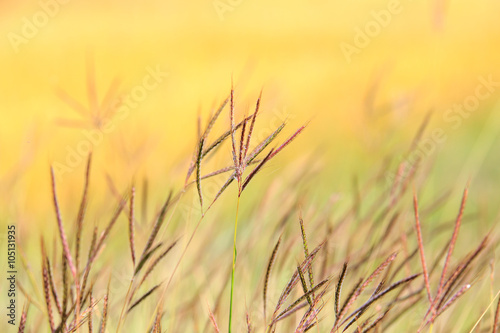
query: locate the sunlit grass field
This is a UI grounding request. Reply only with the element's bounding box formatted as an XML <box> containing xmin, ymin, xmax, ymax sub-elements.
<box><xmin>1</xmin><ymin>1</ymin><xmax>500</xmax><ymax>332</ymax></box>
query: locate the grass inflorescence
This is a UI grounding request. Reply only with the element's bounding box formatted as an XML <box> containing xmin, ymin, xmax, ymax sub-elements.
<box><xmin>12</xmin><ymin>87</ymin><xmax>500</xmax><ymax>333</ymax></box>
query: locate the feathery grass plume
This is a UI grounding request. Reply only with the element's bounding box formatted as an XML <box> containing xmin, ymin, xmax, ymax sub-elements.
<box><xmin>201</xmin><ymin>115</ymin><xmax>254</xmax><ymax>161</ymax></box>
<box><xmin>45</xmin><ymin>255</ymin><xmax>62</xmax><ymax>315</ymax></box>
<box><xmin>238</xmin><ymin>112</ymin><xmax>248</xmax><ymax>167</ymax></box>
<box><xmin>436</xmin><ymin>185</ymin><xmax>468</xmax><ymax>303</ymax></box>
<box><xmin>80</xmin><ymin>226</ymin><xmax>98</xmax><ymax>306</ymax></box>
<box><xmin>88</xmin><ymin>290</ymin><xmax>94</xmax><ymax>333</ymax></box>
<box><xmin>493</xmin><ymin>295</ymin><xmax>500</xmax><ymax>333</ymax></box>
<box><xmin>137</xmin><ymin>239</ymin><xmax>178</xmax><ymax>288</ymax></box>
<box><xmin>437</xmin><ymin>236</ymin><xmax>488</xmax><ymax>310</ymax></box>
<box><xmin>18</xmin><ymin>301</ymin><xmax>29</xmax><ymax>333</ymax></box>
<box><xmin>196</xmin><ymin>165</ymin><xmax>237</xmax><ymax>183</ymax></box>
<box><xmin>92</xmin><ymin>193</ymin><xmax>128</xmax><ymax>263</ymax></box>
<box><xmin>299</xmin><ymin>214</ymin><xmax>315</xmax><ymax>295</ymax></box>
<box><xmin>264</xmin><ymin>235</ymin><xmax>282</xmax><ymax>324</ymax></box>
<box><xmin>129</xmin><ymin>186</ymin><xmax>136</xmax><ymax>266</ymax></box>
<box><xmin>50</xmin><ymin>167</ymin><xmax>77</xmax><ymax>280</ymax></box>
<box><xmin>334</xmin><ymin>283</ymin><xmax>365</xmax><ymax>332</ymax></box>
<box><xmin>388</xmin><ymin>248</ymin><xmax>418</xmax><ymax>283</ymax></box>
<box><xmin>226</xmin><ymin>87</ymin><xmax>306</xmax><ymax>333</ymax></box>
<box><xmin>230</xmin><ymin>85</ymin><xmax>238</xmax><ymax>173</ymax></box>
<box><xmin>75</xmin><ymin>153</ymin><xmax>92</xmax><ymax>273</ymax></box>
<box><xmin>270</xmin><ymin>242</ymin><xmax>324</xmax><ymax>327</ymax></box>
<box><xmin>267</xmin><ymin>125</ymin><xmax>306</xmax><ymax>160</ymax></box>
<box><xmin>105</xmin><ymin>174</ymin><xmax>132</xmax><ymax>220</ymax></box>
<box><xmin>61</xmin><ymin>252</ymin><xmax>69</xmax><ymax>324</ymax></box>
<box><xmin>429</xmin><ymin>284</ymin><xmax>471</xmax><ymax>324</ymax></box>
<box><xmin>336</xmin><ymin>253</ymin><xmax>398</xmax><ymax>328</ymax></box>
<box><xmin>240</xmin><ymin>148</ymin><xmax>274</xmax><ymax>193</ymax></box>
<box><xmin>153</xmin><ymin>306</ymin><xmax>162</xmax><ymax>333</ymax></box>
<box><xmin>245</xmin><ymin>123</ymin><xmax>286</xmax><ymax>165</ymax></box>
<box><xmin>134</xmin><ymin>242</ymin><xmax>163</xmax><ymax>276</ymax></box>
<box><xmin>361</xmin><ymin>306</ymin><xmax>392</xmax><ymax>333</ymax></box>
<box><xmin>41</xmin><ymin>240</ymin><xmax>55</xmax><ymax>332</ymax></box>
<box><xmin>67</xmin><ymin>295</ymin><xmax>100</xmax><ymax>332</ymax></box>
<box><xmin>297</xmin><ymin>284</ymin><xmax>330</xmax><ymax>332</ymax></box>
<box><xmin>138</xmin><ymin>191</ymin><xmax>172</xmax><ymax>265</ymax></box>
<box><xmin>297</xmin><ymin>264</ymin><xmax>313</xmax><ymax>308</ymax></box>
<box><xmin>196</xmin><ymin>136</ymin><xmax>205</xmax><ymax>212</ymax></box>
<box><xmin>185</xmin><ymin>96</ymin><xmax>229</xmax><ymax>183</ymax></box>
<box><xmin>99</xmin><ymin>282</ymin><xmax>109</xmax><ymax>333</ymax></box>
<box><xmin>273</xmin><ymin>279</ymin><xmax>329</xmax><ymax>324</ymax></box>
<box><xmin>244</xmin><ymin>91</ymin><xmax>261</xmax><ymax>159</ymax></box>
<box><xmin>128</xmin><ymin>283</ymin><xmax>162</xmax><ymax>313</ymax></box>
<box><xmin>340</xmin><ymin>274</ymin><xmax>420</xmax><ymax>327</ymax></box>
<box><xmin>335</xmin><ymin>262</ymin><xmax>348</xmax><ymax>320</ymax></box>
<box><xmin>413</xmin><ymin>192</ymin><xmax>433</xmax><ymax>306</ymax></box>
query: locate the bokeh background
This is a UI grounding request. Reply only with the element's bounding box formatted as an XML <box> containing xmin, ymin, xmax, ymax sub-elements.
<box><xmin>1</xmin><ymin>0</ymin><xmax>500</xmax><ymax>331</ymax></box>
<box><xmin>1</xmin><ymin>0</ymin><xmax>500</xmax><ymax>219</ymax></box>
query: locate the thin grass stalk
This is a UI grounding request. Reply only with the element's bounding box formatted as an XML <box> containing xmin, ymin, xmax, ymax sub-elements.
<box><xmin>228</xmin><ymin>196</ymin><xmax>241</xmax><ymax>333</ymax></box>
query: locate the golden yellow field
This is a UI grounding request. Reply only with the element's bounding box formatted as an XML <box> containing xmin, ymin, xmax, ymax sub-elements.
<box><xmin>1</xmin><ymin>1</ymin><xmax>500</xmax><ymax>332</ymax></box>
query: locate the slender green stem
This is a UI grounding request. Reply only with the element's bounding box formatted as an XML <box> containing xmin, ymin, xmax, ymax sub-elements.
<box><xmin>228</xmin><ymin>196</ymin><xmax>241</xmax><ymax>333</ymax></box>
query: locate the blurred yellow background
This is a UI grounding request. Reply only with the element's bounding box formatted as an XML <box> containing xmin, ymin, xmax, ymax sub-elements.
<box><xmin>1</xmin><ymin>0</ymin><xmax>500</xmax><ymax>223</ymax></box>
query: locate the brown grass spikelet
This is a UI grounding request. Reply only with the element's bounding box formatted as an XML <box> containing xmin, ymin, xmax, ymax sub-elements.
<box><xmin>264</xmin><ymin>235</ymin><xmax>282</xmax><ymax>323</ymax></box>
<box><xmin>41</xmin><ymin>240</ymin><xmax>55</xmax><ymax>332</ymax></box>
<box><xmin>129</xmin><ymin>185</ymin><xmax>136</xmax><ymax>266</ymax></box>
